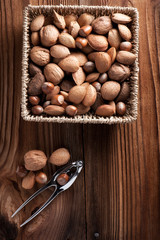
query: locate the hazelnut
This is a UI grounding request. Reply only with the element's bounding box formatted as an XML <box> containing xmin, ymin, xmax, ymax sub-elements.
<box><xmin>35</xmin><ymin>172</ymin><xmax>48</xmax><ymax>184</ymax></box>
<box><xmin>49</xmin><ymin>148</ymin><xmax>70</xmax><ymax>166</ymax></box>
<box><xmin>29</xmin><ymin>96</ymin><xmax>40</xmax><ymax>105</ymax></box>
<box><xmin>43</xmin><ymin>101</ymin><xmax>51</xmax><ymax>108</ymax></box>
<box><xmin>83</xmin><ymin>61</ymin><xmax>95</xmax><ymax>73</ymax></box>
<box><xmin>92</xmin><ymin>81</ymin><xmax>101</xmax><ymax>92</ymax></box>
<box><xmin>66</xmin><ymin>105</ymin><xmax>77</xmax><ymax>116</ymax></box>
<box><xmin>16</xmin><ymin>166</ymin><xmax>28</xmax><ymax>178</ymax></box>
<box><xmin>98</xmin><ymin>73</ymin><xmax>108</xmax><ymax>84</ymax></box>
<box><xmin>42</xmin><ymin>82</ymin><xmax>54</xmax><ymax>94</ymax></box>
<box><xmin>79</xmin><ymin>25</ymin><xmax>92</xmax><ymax>37</ymax></box>
<box><xmin>46</xmin><ymin>86</ymin><xmax>60</xmax><ymax>100</ymax></box>
<box><xmin>120</xmin><ymin>41</ymin><xmax>132</xmax><ymax>51</ymax></box>
<box><xmin>76</xmin><ymin>37</ymin><xmax>88</xmax><ymax>49</ymax></box>
<box><xmin>31</xmin><ymin>105</ymin><xmax>44</xmax><ymax>115</ymax></box>
<box><xmin>24</xmin><ymin>150</ymin><xmax>47</xmax><ymax>171</ymax></box>
<box><xmin>57</xmin><ymin>173</ymin><xmax>69</xmax><ymax>186</ymax></box>
<box><xmin>116</xmin><ymin>102</ymin><xmax>126</xmax><ymax>115</ymax></box>
<box><xmin>51</xmin><ymin>94</ymin><xmax>64</xmax><ymax>105</ymax></box>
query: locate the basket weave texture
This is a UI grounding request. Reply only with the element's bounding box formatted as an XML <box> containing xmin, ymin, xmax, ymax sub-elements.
<box><xmin>21</xmin><ymin>5</ymin><xmax>139</xmax><ymax>124</ymax></box>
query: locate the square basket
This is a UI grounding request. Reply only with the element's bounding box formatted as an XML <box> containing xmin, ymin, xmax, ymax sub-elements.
<box><xmin>21</xmin><ymin>5</ymin><xmax>139</xmax><ymax>124</ymax></box>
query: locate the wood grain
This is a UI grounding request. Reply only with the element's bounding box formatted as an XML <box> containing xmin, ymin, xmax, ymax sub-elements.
<box><xmin>0</xmin><ymin>0</ymin><xmax>160</xmax><ymax>239</ymax></box>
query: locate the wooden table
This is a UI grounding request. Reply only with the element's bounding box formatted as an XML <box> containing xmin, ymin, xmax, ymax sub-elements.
<box><xmin>0</xmin><ymin>0</ymin><xmax>160</xmax><ymax>239</ymax></box>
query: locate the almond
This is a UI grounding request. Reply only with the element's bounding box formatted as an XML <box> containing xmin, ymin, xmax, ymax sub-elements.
<box><xmin>40</xmin><ymin>25</ymin><xmax>59</xmax><ymax>47</ymax></box>
<box><xmin>95</xmin><ymin>52</ymin><xmax>111</xmax><ymax>73</ymax></box>
<box><xmin>30</xmin><ymin>14</ymin><xmax>45</xmax><ymax>31</ymax></box>
<box><xmin>24</xmin><ymin>150</ymin><xmax>47</xmax><ymax>171</ymax></box>
<box><xmin>82</xmin><ymin>84</ymin><xmax>97</xmax><ymax>107</ymax></box>
<box><xmin>118</xmin><ymin>24</ymin><xmax>132</xmax><ymax>41</ymax></box>
<box><xmin>108</xmin><ymin>29</ymin><xmax>121</xmax><ymax>49</ymax></box>
<box><xmin>49</xmin><ymin>148</ymin><xmax>70</xmax><ymax>166</ymax></box>
<box><xmin>108</xmin><ymin>63</ymin><xmax>130</xmax><ymax>81</ymax></box>
<box><xmin>107</xmin><ymin>47</ymin><xmax>116</xmax><ymax>64</ymax></box>
<box><xmin>69</xmin><ymin>21</ymin><xmax>80</xmax><ymax>38</ymax></box>
<box><xmin>59</xmin><ymin>32</ymin><xmax>76</xmax><ymax>48</ymax></box>
<box><xmin>70</xmin><ymin>52</ymin><xmax>88</xmax><ymax>66</ymax></box>
<box><xmin>91</xmin><ymin>92</ymin><xmax>104</xmax><ymax>111</ymax></box>
<box><xmin>95</xmin><ymin>103</ymin><xmax>115</xmax><ymax>117</ymax></box>
<box><xmin>60</xmin><ymin>91</ymin><xmax>70</xmax><ymax>101</ymax></box>
<box><xmin>44</xmin><ymin>105</ymin><xmax>65</xmax><ymax>116</ymax></box>
<box><xmin>58</xmin><ymin>55</ymin><xmax>79</xmax><ymax>72</ymax></box>
<box><xmin>101</xmin><ymin>81</ymin><xmax>120</xmax><ymax>100</ymax></box>
<box><xmin>65</xmin><ymin>14</ymin><xmax>78</xmax><ymax>28</ymax></box>
<box><xmin>116</xmin><ymin>51</ymin><xmax>136</xmax><ymax>65</ymax></box>
<box><xmin>78</xmin><ymin>13</ymin><xmax>95</xmax><ymax>27</ymax></box>
<box><xmin>72</xmin><ymin>67</ymin><xmax>86</xmax><ymax>85</ymax></box>
<box><xmin>30</xmin><ymin>46</ymin><xmax>50</xmax><ymax>66</ymax></box>
<box><xmin>92</xmin><ymin>16</ymin><xmax>112</xmax><ymax>34</ymax></box>
<box><xmin>50</xmin><ymin>44</ymin><xmax>70</xmax><ymax>58</ymax></box>
<box><xmin>44</xmin><ymin>63</ymin><xmax>64</xmax><ymax>85</ymax></box>
<box><xmin>115</xmin><ymin>82</ymin><xmax>130</xmax><ymax>102</ymax></box>
<box><xmin>22</xmin><ymin>171</ymin><xmax>35</xmax><ymax>189</ymax></box>
<box><xmin>81</xmin><ymin>82</ymin><xmax>90</xmax><ymax>88</ymax></box>
<box><xmin>31</xmin><ymin>32</ymin><xmax>40</xmax><ymax>46</ymax></box>
<box><xmin>68</xmin><ymin>85</ymin><xmax>86</xmax><ymax>104</ymax></box>
<box><xmin>86</xmin><ymin>72</ymin><xmax>100</xmax><ymax>83</ymax></box>
<box><xmin>112</xmin><ymin>13</ymin><xmax>132</xmax><ymax>24</ymax></box>
<box><xmin>53</xmin><ymin>10</ymin><xmax>66</xmax><ymax>29</ymax></box>
<box><xmin>75</xmin><ymin>104</ymin><xmax>90</xmax><ymax>115</ymax></box>
<box><xmin>88</xmin><ymin>52</ymin><xmax>99</xmax><ymax>62</ymax></box>
<box><xmin>87</xmin><ymin>34</ymin><xmax>108</xmax><ymax>51</ymax></box>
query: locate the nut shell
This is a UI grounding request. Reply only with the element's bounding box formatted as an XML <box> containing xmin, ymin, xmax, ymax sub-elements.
<box><xmin>118</xmin><ymin>24</ymin><xmax>132</xmax><ymax>41</ymax></box>
<box><xmin>92</xmin><ymin>16</ymin><xmax>112</xmax><ymax>34</ymax></box>
<box><xmin>40</xmin><ymin>25</ymin><xmax>59</xmax><ymax>47</ymax></box>
<box><xmin>95</xmin><ymin>103</ymin><xmax>115</xmax><ymax>117</ymax></box>
<box><xmin>30</xmin><ymin>14</ymin><xmax>45</xmax><ymax>32</ymax></box>
<box><xmin>108</xmin><ymin>63</ymin><xmax>130</xmax><ymax>82</ymax></box>
<box><xmin>35</xmin><ymin>172</ymin><xmax>48</xmax><ymax>184</ymax></box>
<box><xmin>31</xmin><ymin>32</ymin><xmax>40</xmax><ymax>46</ymax></box>
<box><xmin>49</xmin><ymin>148</ymin><xmax>70</xmax><ymax>166</ymax></box>
<box><xmin>64</xmin><ymin>14</ymin><xmax>78</xmax><ymax>28</ymax></box>
<box><xmin>59</xmin><ymin>32</ymin><xmax>75</xmax><ymax>48</ymax></box>
<box><xmin>69</xmin><ymin>21</ymin><xmax>80</xmax><ymax>38</ymax></box>
<box><xmin>112</xmin><ymin>13</ymin><xmax>132</xmax><ymax>24</ymax></box>
<box><xmin>50</xmin><ymin>44</ymin><xmax>70</xmax><ymax>59</ymax></box>
<box><xmin>116</xmin><ymin>82</ymin><xmax>130</xmax><ymax>102</ymax></box>
<box><xmin>95</xmin><ymin>52</ymin><xmax>111</xmax><ymax>73</ymax></box>
<box><xmin>58</xmin><ymin>55</ymin><xmax>79</xmax><ymax>72</ymax></box>
<box><xmin>22</xmin><ymin>171</ymin><xmax>35</xmax><ymax>190</ymax></box>
<box><xmin>101</xmin><ymin>81</ymin><xmax>120</xmax><ymax>101</ymax></box>
<box><xmin>116</xmin><ymin>51</ymin><xmax>136</xmax><ymax>65</ymax></box>
<box><xmin>78</xmin><ymin>13</ymin><xmax>95</xmax><ymax>27</ymax></box>
<box><xmin>108</xmin><ymin>29</ymin><xmax>121</xmax><ymax>50</ymax></box>
<box><xmin>53</xmin><ymin>10</ymin><xmax>66</xmax><ymax>29</ymax></box>
<box><xmin>87</xmin><ymin>34</ymin><xmax>108</xmax><ymax>51</ymax></box>
<box><xmin>44</xmin><ymin>63</ymin><xmax>64</xmax><ymax>85</ymax></box>
<box><xmin>72</xmin><ymin>67</ymin><xmax>86</xmax><ymax>85</ymax></box>
<box><xmin>30</xmin><ymin>46</ymin><xmax>50</xmax><ymax>66</ymax></box>
<box><xmin>24</xmin><ymin>150</ymin><xmax>47</xmax><ymax>171</ymax></box>
<box><xmin>28</xmin><ymin>73</ymin><xmax>45</xmax><ymax>95</ymax></box>
<box><xmin>82</xmin><ymin>84</ymin><xmax>97</xmax><ymax>107</ymax></box>
<box><xmin>44</xmin><ymin>105</ymin><xmax>65</xmax><ymax>116</ymax></box>
<box><xmin>69</xmin><ymin>85</ymin><xmax>86</xmax><ymax>104</ymax></box>
<box><xmin>70</xmin><ymin>52</ymin><xmax>87</xmax><ymax>66</ymax></box>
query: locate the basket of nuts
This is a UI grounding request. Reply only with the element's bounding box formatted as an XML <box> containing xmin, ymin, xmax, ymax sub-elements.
<box><xmin>21</xmin><ymin>5</ymin><xmax>139</xmax><ymax>124</ymax></box>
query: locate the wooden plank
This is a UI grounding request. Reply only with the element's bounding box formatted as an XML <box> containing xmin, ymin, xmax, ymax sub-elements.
<box><xmin>79</xmin><ymin>0</ymin><xmax>160</xmax><ymax>239</ymax></box>
<box><xmin>0</xmin><ymin>0</ymin><xmax>86</xmax><ymax>240</ymax></box>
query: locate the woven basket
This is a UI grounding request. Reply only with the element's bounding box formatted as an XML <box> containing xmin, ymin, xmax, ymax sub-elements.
<box><xmin>21</xmin><ymin>5</ymin><xmax>139</xmax><ymax>124</ymax></box>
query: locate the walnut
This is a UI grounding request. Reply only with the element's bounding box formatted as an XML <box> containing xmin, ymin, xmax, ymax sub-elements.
<box><xmin>24</xmin><ymin>150</ymin><xmax>47</xmax><ymax>171</ymax></box>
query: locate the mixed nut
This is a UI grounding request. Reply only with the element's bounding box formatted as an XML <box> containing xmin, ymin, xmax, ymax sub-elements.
<box><xmin>16</xmin><ymin>148</ymin><xmax>71</xmax><ymax>189</ymax></box>
<box><xmin>28</xmin><ymin>10</ymin><xmax>136</xmax><ymax>117</ymax></box>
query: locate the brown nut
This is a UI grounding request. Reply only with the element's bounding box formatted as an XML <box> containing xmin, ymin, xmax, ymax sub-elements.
<box><xmin>58</xmin><ymin>55</ymin><xmax>79</xmax><ymax>72</ymax></box>
<box><xmin>60</xmin><ymin>91</ymin><xmax>70</xmax><ymax>101</ymax></box>
<box><xmin>44</xmin><ymin>105</ymin><xmax>65</xmax><ymax>116</ymax></box>
<box><xmin>30</xmin><ymin>46</ymin><xmax>50</xmax><ymax>66</ymax></box>
<box><xmin>112</xmin><ymin>13</ymin><xmax>132</xmax><ymax>24</ymax></box>
<box><xmin>82</xmin><ymin>84</ymin><xmax>97</xmax><ymax>107</ymax></box>
<box><xmin>116</xmin><ymin>102</ymin><xmax>126</xmax><ymax>115</ymax></box>
<box><xmin>44</xmin><ymin>63</ymin><xmax>64</xmax><ymax>85</ymax></box>
<box><xmin>60</xmin><ymin>79</ymin><xmax>75</xmax><ymax>92</ymax></box>
<box><xmin>86</xmin><ymin>72</ymin><xmax>100</xmax><ymax>83</ymax></box>
<box><xmin>42</xmin><ymin>82</ymin><xmax>54</xmax><ymax>94</ymax></box>
<box><xmin>69</xmin><ymin>85</ymin><xmax>86</xmax><ymax>104</ymax></box>
<box><xmin>75</xmin><ymin>104</ymin><xmax>90</xmax><ymax>115</ymax></box>
<box><xmin>22</xmin><ymin>171</ymin><xmax>35</xmax><ymax>190</ymax></box>
<box><xmin>81</xmin><ymin>44</ymin><xmax>94</xmax><ymax>54</ymax></box>
<box><xmin>35</xmin><ymin>172</ymin><xmax>48</xmax><ymax>184</ymax></box>
<box><xmin>95</xmin><ymin>104</ymin><xmax>115</xmax><ymax>117</ymax></box>
<box><xmin>51</xmin><ymin>94</ymin><xmax>64</xmax><ymax>105</ymax></box>
<box><xmin>64</xmin><ymin>14</ymin><xmax>78</xmax><ymax>28</ymax></box>
<box><xmin>76</xmin><ymin>37</ymin><xmax>88</xmax><ymax>49</ymax></box>
<box><xmin>107</xmin><ymin>47</ymin><xmax>116</xmax><ymax>64</ymax></box>
<box><xmin>53</xmin><ymin>10</ymin><xmax>66</xmax><ymax>29</ymax></box>
<box><xmin>87</xmin><ymin>52</ymin><xmax>99</xmax><ymax>62</ymax></box>
<box><xmin>31</xmin><ymin>105</ymin><xmax>44</xmax><ymax>115</ymax></box>
<box><xmin>29</xmin><ymin>63</ymin><xmax>42</xmax><ymax>76</ymax></box>
<box><xmin>50</xmin><ymin>44</ymin><xmax>70</xmax><ymax>59</ymax></box>
<box><xmin>70</xmin><ymin>52</ymin><xmax>87</xmax><ymax>66</ymax></box>
<box><xmin>95</xmin><ymin>52</ymin><xmax>111</xmax><ymax>73</ymax></box>
<box><xmin>120</xmin><ymin>41</ymin><xmax>132</xmax><ymax>51</ymax></box>
<box><xmin>101</xmin><ymin>81</ymin><xmax>120</xmax><ymax>101</ymax></box>
<box><xmin>78</xmin><ymin>13</ymin><xmax>95</xmax><ymax>27</ymax></box>
<box><xmin>43</xmin><ymin>101</ymin><xmax>51</xmax><ymax>108</ymax></box>
<box><xmin>118</xmin><ymin>24</ymin><xmax>132</xmax><ymax>41</ymax></box>
<box><xmin>29</xmin><ymin>96</ymin><xmax>40</xmax><ymax>105</ymax></box>
<box><xmin>46</xmin><ymin>86</ymin><xmax>60</xmax><ymax>100</ymax></box>
<box><xmin>61</xmin><ymin>101</ymin><xmax>68</xmax><ymax>109</ymax></box>
<box><xmin>49</xmin><ymin>148</ymin><xmax>70</xmax><ymax>166</ymax></box>
<box><xmin>57</xmin><ymin>173</ymin><xmax>69</xmax><ymax>186</ymax></box>
<box><xmin>115</xmin><ymin>82</ymin><xmax>130</xmax><ymax>102</ymax></box>
<box><xmin>24</xmin><ymin>150</ymin><xmax>47</xmax><ymax>171</ymax></box>
<box><xmin>79</xmin><ymin>25</ymin><xmax>92</xmax><ymax>37</ymax></box>
<box><xmin>28</xmin><ymin>73</ymin><xmax>45</xmax><ymax>95</ymax></box>
<box><xmin>69</xmin><ymin>21</ymin><xmax>80</xmax><ymax>38</ymax></box>
<box><xmin>31</xmin><ymin>32</ymin><xmax>40</xmax><ymax>46</ymax></box>
<box><xmin>40</xmin><ymin>25</ymin><xmax>59</xmax><ymax>47</ymax></box>
<box><xmin>92</xmin><ymin>16</ymin><xmax>112</xmax><ymax>34</ymax></box>
<box><xmin>116</xmin><ymin>51</ymin><xmax>136</xmax><ymax>65</ymax></box>
<box><xmin>108</xmin><ymin>29</ymin><xmax>121</xmax><ymax>50</ymax></box>
<box><xmin>66</xmin><ymin>105</ymin><xmax>78</xmax><ymax>116</ymax></box>
<box><xmin>72</xmin><ymin>67</ymin><xmax>86</xmax><ymax>85</ymax></box>
<box><xmin>91</xmin><ymin>92</ymin><xmax>104</xmax><ymax>111</ymax></box>
<box><xmin>83</xmin><ymin>61</ymin><xmax>95</xmax><ymax>73</ymax></box>
<box><xmin>98</xmin><ymin>73</ymin><xmax>108</xmax><ymax>84</ymax></box>
<box><xmin>16</xmin><ymin>166</ymin><xmax>28</xmax><ymax>178</ymax></box>
<box><xmin>92</xmin><ymin>81</ymin><xmax>101</xmax><ymax>92</ymax></box>
<box><xmin>87</xmin><ymin>34</ymin><xmax>108</xmax><ymax>51</ymax></box>
<box><xmin>30</xmin><ymin>14</ymin><xmax>45</xmax><ymax>32</ymax></box>
<box><xmin>108</xmin><ymin>63</ymin><xmax>130</xmax><ymax>82</ymax></box>
<box><xmin>59</xmin><ymin>32</ymin><xmax>76</xmax><ymax>48</ymax></box>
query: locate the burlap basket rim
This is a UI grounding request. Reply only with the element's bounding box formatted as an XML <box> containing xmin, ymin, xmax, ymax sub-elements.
<box><xmin>21</xmin><ymin>5</ymin><xmax>139</xmax><ymax>124</ymax></box>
